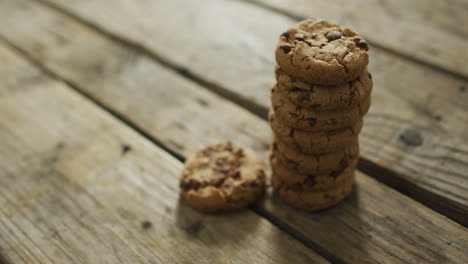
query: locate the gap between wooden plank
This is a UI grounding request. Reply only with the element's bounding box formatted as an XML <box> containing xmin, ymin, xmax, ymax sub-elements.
<box><xmin>30</xmin><ymin>0</ymin><xmax>468</xmax><ymax>226</ymax></box>
<box><xmin>33</xmin><ymin>0</ymin><xmax>268</xmax><ymax>119</ymax></box>
<box><xmin>0</xmin><ymin>36</ymin><xmax>184</xmax><ymax>163</ymax></box>
<box><xmin>240</xmin><ymin>0</ymin><xmax>468</xmax><ymax>81</ymax></box>
<box><xmin>0</xmin><ymin>36</ymin><xmax>337</xmax><ymax>264</ymax></box>
<box><xmin>1</xmin><ymin>1</ymin><xmax>467</xmax><ymax>263</ymax></box>
<box><xmin>0</xmin><ymin>40</ymin><xmax>327</xmax><ymax>264</ymax></box>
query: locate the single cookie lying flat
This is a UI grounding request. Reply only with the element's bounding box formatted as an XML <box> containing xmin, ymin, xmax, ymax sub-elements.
<box><xmin>180</xmin><ymin>142</ymin><xmax>266</xmax><ymax>212</ymax></box>
<box><xmin>269</xmin><ymin>110</ymin><xmax>362</xmax><ymax>154</ymax></box>
<box><xmin>272</xmin><ymin>136</ymin><xmax>359</xmax><ymax>175</ymax></box>
<box><xmin>270</xmin><ymin>151</ymin><xmax>358</xmax><ymax>190</ymax></box>
<box><xmin>276</xmin><ymin>19</ymin><xmax>369</xmax><ymax>85</ymax></box>
<box><xmin>271</xmin><ymin>86</ymin><xmax>371</xmax><ymax>132</ymax></box>
<box><xmin>275</xmin><ymin>66</ymin><xmax>373</xmax><ymax>110</ymax></box>
<box><xmin>272</xmin><ymin>170</ymin><xmax>355</xmax><ymax>211</ymax></box>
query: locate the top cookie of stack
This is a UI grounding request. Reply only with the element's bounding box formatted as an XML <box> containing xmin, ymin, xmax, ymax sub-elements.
<box><xmin>276</xmin><ymin>19</ymin><xmax>369</xmax><ymax>85</ymax></box>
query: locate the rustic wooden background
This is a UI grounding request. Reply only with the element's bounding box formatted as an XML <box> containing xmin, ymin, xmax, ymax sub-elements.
<box><xmin>0</xmin><ymin>0</ymin><xmax>467</xmax><ymax>263</ymax></box>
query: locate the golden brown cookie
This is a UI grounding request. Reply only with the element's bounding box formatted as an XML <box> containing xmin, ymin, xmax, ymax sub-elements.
<box><xmin>275</xmin><ymin>19</ymin><xmax>369</xmax><ymax>85</ymax></box>
<box><xmin>275</xmin><ymin>65</ymin><xmax>373</xmax><ymax>110</ymax></box>
<box><xmin>270</xmin><ymin>150</ymin><xmax>358</xmax><ymax>190</ymax></box>
<box><xmin>269</xmin><ymin>109</ymin><xmax>362</xmax><ymax>154</ymax></box>
<box><xmin>272</xmin><ymin>170</ymin><xmax>355</xmax><ymax>211</ymax></box>
<box><xmin>272</xmin><ymin>136</ymin><xmax>359</xmax><ymax>175</ymax></box>
<box><xmin>271</xmin><ymin>85</ymin><xmax>370</xmax><ymax>132</ymax></box>
<box><xmin>180</xmin><ymin>142</ymin><xmax>266</xmax><ymax>212</ymax></box>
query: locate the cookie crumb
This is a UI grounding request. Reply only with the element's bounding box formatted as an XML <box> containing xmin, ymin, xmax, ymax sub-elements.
<box><xmin>279</xmin><ymin>43</ymin><xmax>292</xmax><ymax>53</ymax></box>
<box><xmin>326</xmin><ymin>31</ymin><xmax>341</xmax><ymax>41</ymax></box>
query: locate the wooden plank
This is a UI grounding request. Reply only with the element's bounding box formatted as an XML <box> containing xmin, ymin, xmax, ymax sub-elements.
<box><xmin>28</xmin><ymin>0</ymin><xmax>468</xmax><ymax>225</ymax></box>
<box><xmin>1</xmin><ymin>1</ymin><xmax>467</xmax><ymax>263</ymax></box>
<box><xmin>0</xmin><ymin>42</ymin><xmax>326</xmax><ymax>263</ymax></box>
<box><xmin>245</xmin><ymin>0</ymin><xmax>468</xmax><ymax>78</ymax></box>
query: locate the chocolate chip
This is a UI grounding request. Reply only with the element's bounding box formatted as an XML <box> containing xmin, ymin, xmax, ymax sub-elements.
<box><xmin>306</xmin><ymin>118</ymin><xmax>317</xmax><ymax>127</ymax></box>
<box><xmin>288</xmin><ymin>111</ymin><xmax>299</xmax><ymax>119</ymax></box>
<box><xmin>212</xmin><ymin>177</ymin><xmax>225</xmax><ymax>187</ymax></box>
<box><xmin>290</xmin><ymin>183</ymin><xmax>301</xmax><ymax>191</ymax></box>
<box><xmin>399</xmin><ymin>128</ymin><xmax>423</xmax><ymax>146</ymax></box>
<box><xmin>202</xmin><ymin>148</ymin><xmax>214</xmax><ymax>157</ymax></box>
<box><xmin>257</xmin><ymin>170</ymin><xmax>265</xmax><ymax>178</ymax></box>
<box><xmin>339</xmin><ymin>158</ymin><xmax>349</xmax><ymax>169</ymax></box>
<box><xmin>181</xmin><ymin>179</ymin><xmax>193</xmax><ymax>190</ymax></box>
<box><xmin>224</xmin><ymin>143</ymin><xmax>233</xmax><ymax>151</ymax></box>
<box><xmin>327</xmin><ymin>129</ymin><xmax>339</xmax><ymax>136</ymax></box>
<box><xmin>287</xmin><ymin>160</ymin><xmax>299</xmax><ymax>169</ymax></box>
<box><xmin>311</xmin><ymin>33</ymin><xmax>317</xmax><ymax>39</ymax></box>
<box><xmin>297</xmin><ymin>93</ymin><xmax>309</xmax><ymax>103</ymax></box>
<box><xmin>279</xmin><ymin>43</ymin><xmax>292</xmax><ymax>53</ymax></box>
<box><xmin>273</xmin><ymin>143</ymin><xmax>278</xmax><ymax>150</ymax></box>
<box><xmin>329</xmin><ymin>170</ymin><xmax>340</xmax><ymax>178</ymax></box>
<box><xmin>251</xmin><ymin>179</ymin><xmax>261</xmax><ymax>186</ymax></box>
<box><xmin>357</xmin><ymin>39</ymin><xmax>368</xmax><ymax>49</ymax></box>
<box><xmin>295</xmin><ymin>33</ymin><xmax>306</xmax><ymax>41</ymax></box>
<box><xmin>280</xmin><ymin>32</ymin><xmax>289</xmax><ymax>40</ymax></box>
<box><xmin>326</xmin><ymin>31</ymin><xmax>341</xmax><ymax>41</ymax></box>
<box><xmin>234</xmin><ymin>148</ymin><xmax>244</xmax><ymax>157</ymax></box>
<box><xmin>305</xmin><ymin>176</ymin><xmax>316</xmax><ymax>186</ymax></box>
<box><xmin>233</xmin><ymin>169</ymin><xmax>241</xmax><ymax>179</ymax></box>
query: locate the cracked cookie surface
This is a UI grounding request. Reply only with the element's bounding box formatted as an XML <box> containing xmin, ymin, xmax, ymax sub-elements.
<box><xmin>272</xmin><ymin>169</ymin><xmax>355</xmax><ymax>211</ymax></box>
<box><xmin>272</xmin><ymin>135</ymin><xmax>359</xmax><ymax>175</ymax></box>
<box><xmin>180</xmin><ymin>142</ymin><xmax>266</xmax><ymax>212</ymax></box>
<box><xmin>270</xmin><ymin>151</ymin><xmax>358</xmax><ymax>190</ymax></box>
<box><xmin>276</xmin><ymin>19</ymin><xmax>369</xmax><ymax>85</ymax></box>
<box><xmin>269</xmin><ymin>110</ymin><xmax>362</xmax><ymax>154</ymax></box>
<box><xmin>275</xmin><ymin>66</ymin><xmax>372</xmax><ymax>110</ymax></box>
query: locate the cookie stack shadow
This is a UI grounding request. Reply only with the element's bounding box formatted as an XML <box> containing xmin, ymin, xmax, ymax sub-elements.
<box><xmin>269</xmin><ymin>19</ymin><xmax>373</xmax><ymax>211</ymax></box>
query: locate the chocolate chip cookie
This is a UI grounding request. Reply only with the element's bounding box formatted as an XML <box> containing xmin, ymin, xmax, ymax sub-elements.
<box><xmin>275</xmin><ymin>66</ymin><xmax>373</xmax><ymax>110</ymax></box>
<box><xmin>272</xmin><ymin>136</ymin><xmax>359</xmax><ymax>175</ymax></box>
<box><xmin>270</xmin><ymin>151</ymin><xmax>357</xmax><ymax>190</ymax></box>
<box><xmin>269</xmin><ymin>110</ymin><xmax>362</xmax><ymax>154</ymax></box>
<box><xmin>272</xmin><ymin>170</ymin><xmax>355</xmax><ymax>211</ymax></box>
<box><xmin>276</xmin><ymin>19</ymin><xmax>369</xmax><ymax>85</ymax></box>
<box><xmin>271</xmin><ymin>86</ymin><xmax>371</xmax><ymax>132</ymax></box>
<box><xmin>180</xmin><ymin>142</ymin><xmax>266</xmax><ymax>212</ymax></box>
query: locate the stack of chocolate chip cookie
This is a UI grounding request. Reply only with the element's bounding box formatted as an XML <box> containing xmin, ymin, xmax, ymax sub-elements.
<box><xmin>269</xmin><ymin>19</ymin><xmax>372</xmax><ymax>211</ymax></box>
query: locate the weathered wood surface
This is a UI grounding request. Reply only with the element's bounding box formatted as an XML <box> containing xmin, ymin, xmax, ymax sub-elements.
<box><xmin>0</xmin><ymin>43</ymin><xmax>327</xmax><ymax>263</ymax></box>
<box><xmin>246</xmin><ymin>0</ymin><xmax>468</xmax><ymax>78</ymax></box>
<box><xmin>1</xmin><ymin>1</ymin><xmax>467</xmax><ymax>263</ymax></box>
<box><xmin>31</xmin><ymin>0</ymin><xmax>468</xmax><ymax>225</ymax></box>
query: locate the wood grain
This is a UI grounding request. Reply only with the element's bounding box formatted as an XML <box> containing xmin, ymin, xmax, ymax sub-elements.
<box><xmin>1</xmin><ymin>1</ymin><xmax>467</xmax><ymax>263</ymax></box>
<box><xmin>0</xmin><ymin>41</ymin><xmax>326</xmax><ymax>263</ymax></box>
<box><xmin>28</xmin><ymin>0</ymin><xmax>468</xmax><ymax>225</ymax></box>
<box><xmin>245</xmin><ymin>0</ymin><xmax>468</xmax><ymax>78</ymax></box>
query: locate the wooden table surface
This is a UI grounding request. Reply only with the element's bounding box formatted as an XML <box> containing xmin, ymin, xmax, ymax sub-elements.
<box><xmin>0</xmin><ymin>0</ymin><xmax>467</xmax><ymax>263</ymax></box>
